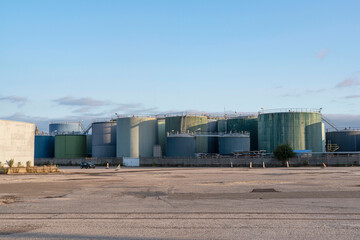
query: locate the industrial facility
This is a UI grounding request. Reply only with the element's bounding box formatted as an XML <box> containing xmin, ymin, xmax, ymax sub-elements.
<box><xmin>1</xmin><ymin>108</ymin><xmax>358</xmax><ymax>167</ymax></box>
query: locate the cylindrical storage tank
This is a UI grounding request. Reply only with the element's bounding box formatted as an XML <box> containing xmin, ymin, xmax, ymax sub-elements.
<box><xmin>195</xmin><ymin>136</ymin><xmax>208</xmax><ymax>153</ymax></box>
<box><xmin>207</xmin><ymin>119</ymin><xmax>218</xmax><ymax>133</ymax></box>
<box><xmin>166</xmin><ymin>134</ymin><xmax>196</xmax><ymax>157</ymax></box>
<box><xmin>34</xmin><ymin>136</ymin><xmax>55</xmax><ymax>158</ymax></box>
<box><xmin>92</xmin><ymin>121</ymin><xmax>117</xmax><ymax>157</ymax></box>
<box><xmin>217</xmin><ymin>119</ymin><xmax>227</xmax><ymax>133</ymax></box>
<box><xmin>54</xmin><ymin>135</ymin><xmax>87</xmax><ymax>158</ymax></box>
<box><xmin>117</xmin><ymin>117</ymin><xmax>156</xmax><ymax>158</ymax></box>
<box><xmin>218</xmin><ymin>134</ymin><xmax>250</xmax><ymax>155</ymax></box>
<box><xmin>306</xmin><ymin>122</ymin><xmax>325</xmax><ymax>152</ymax></box>
<box><xmin>227</xmin><ymin>116</ymin><xmax>258</xmax><ymax>151</ymax></box>
<box><xmin>165</xmin><ymin>116</ymin><xmax>208</xmax><ymax>134</ymax></box>
<box><xmin>206</xmin><ymin>136</ymin><xmax>219</xmax><ymax>153</ymax></box>
<box><xmin>205</xmin><ymin>119</ymin><xmax>219</xmax><ymax>153</ymax></box>
<box><xmin>49</xmin><ymin>122</ymin><xmax>82</xmax><ymax>135</ymax></box>
<box><xmin>139</xmin><ymin>118</ymin><xmax>157</xmax><ymax>157</ymax></box>
<box><xmin>156</xmin><ymin>118</ymin><xmax>166</xmax><ymax>156</ymax></box>
<box><xmin>258</xmin><ymin>110</ymin><xmax>322</xmax><ymax>153</ymax></box>
<box><xmin>86</xmin><ymin>135</ymin><xmax>92</xmax><ymax>157</ymax></box>
<box><xmin>326</xmin><ymin>130</ymin><xmax>360</xmax><ymax>151</ymax></box>
<box><xmin>165</xmin><ymin>116</ymin><xmax>207</xmax><ymax>155</ymax></box>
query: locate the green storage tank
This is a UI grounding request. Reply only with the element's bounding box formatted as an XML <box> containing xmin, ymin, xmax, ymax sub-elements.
<box><xmin>156</xmin><ymin>118</ymin><xmax>166</xmax><ymax>156</ymax></box>
<box><xmin>217</xmin><ymin>119</ymin><xmax>227</xmax><ymax>133</ymax></box>
<box><xmin>227</xmin><ymin>116</ymin><xmax>258</xmax><ymax>151</ymax></box>
<box><xmin>165</xmin><ymin>115</ymin><xmax>208</xmax><ymax>133</ymax></box>
<box><xmin>54</xmin><ymin>135</ymin><xmax>87</xmax><ymax>158</ymax></box>
<box><xmin>258</xmin><ymin>110</ymin><xmax>323</xmax><ymax>153</ymax></box>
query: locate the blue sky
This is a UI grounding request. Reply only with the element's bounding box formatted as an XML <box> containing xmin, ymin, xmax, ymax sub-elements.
<box><xmin>0</xmin><ymin>0</ymin><xmax>360</xmax><ymax>131</ymax></box>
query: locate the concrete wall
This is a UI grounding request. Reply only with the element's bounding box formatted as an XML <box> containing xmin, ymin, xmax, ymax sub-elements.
<box><xmin>140</xmin><ymin>155</ymin><xmax>360</xmax><ymax>167</ymax></box>
<box><xmin>35</xmin><ymin>155</ymin><xmax>360</xmax><ymax>167</ymax></box>
<box><xmin>35</xmin><ymin>157</ymin><xmax>122</xmax><ymax>166</ymax></box>
<box><xmin>0</xmin><ymin>120</ymin><xmax>35</xmax><ymax>166</ymax></box>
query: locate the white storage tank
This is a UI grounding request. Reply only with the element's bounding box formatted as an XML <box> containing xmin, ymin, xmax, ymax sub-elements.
<box><xmin>116</xmin><ymin>117</ymin><xmax>157</xmax><ymax>158</ymax></box>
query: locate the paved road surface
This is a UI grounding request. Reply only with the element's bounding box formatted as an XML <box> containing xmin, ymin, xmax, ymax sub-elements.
<box><xmin>0</xmin><ymin>167</ymin><xmax>359</xmax><ymax>239</ymax></box>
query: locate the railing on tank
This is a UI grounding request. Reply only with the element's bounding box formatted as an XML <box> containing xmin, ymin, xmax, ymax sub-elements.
<box><xmin>51</xmin><ymin>130</ymin><xmax>84</xmax><ymax>135</ymax></box>
<box><xmin>49</xmin><ymin>121</ymin><xmax>83</xmax><ymax>124</ymax></box>
<box><xmin>167</xmin><ymin>131</ymin><xmax>250</xmax><ymax>137</ymax></box>
<box><xmin>114</xmin><ymin>114</ymin><xmax>156</xmax><ymax>118</ymax></box>
<box><xmin>326</xmin><ymin>127</ymin><xmax>360</xmax><ymax>132</ymax></box>
<box><xmin>258</xmin><ymin>108</ymin><xmax>322</xmax><ymax>114</ymax></box>
<box><xmin>226</xmin><ymin>114</ymin><xmax>258</xmax><ymax>119</ymax></box>
<box><xmin>112</xmin><ymin>112</ymin><xmax>259</xmax><ymax>119</ymax></box>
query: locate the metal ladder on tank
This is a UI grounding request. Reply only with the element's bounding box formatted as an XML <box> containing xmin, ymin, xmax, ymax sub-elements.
<box><xmin>321</xmin><ymin>115</ymin><xmax>339</xmax><ymax>131</ymax></box>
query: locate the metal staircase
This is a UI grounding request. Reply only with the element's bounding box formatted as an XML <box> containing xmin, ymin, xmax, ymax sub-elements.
<box><xmin>326</xmin><ymin>143</ymin><xmax>339</xmax><ymax>152</ymax></box>
<box><xmin>82</xmin><ymin>123</ymin><xmax>92</xmax><ymax>134</ymax></box>
<box><xmin>321</xmin><ymin>115</ymin><xmax>338</xmax><ymax>131</ymax></box>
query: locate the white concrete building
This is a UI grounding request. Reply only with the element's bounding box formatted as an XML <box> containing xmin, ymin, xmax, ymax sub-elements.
<box><xmin>0</xmin><ymin>119</ymin><xmax>35</xmax><ymax>166</ymax></box>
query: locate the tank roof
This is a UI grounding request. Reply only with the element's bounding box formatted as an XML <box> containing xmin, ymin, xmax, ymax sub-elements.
<box><xmin>220</xmin><ymin>133</ymin><xmax>250</xmax><ymax>137</ymax></box>
<box><xmin>327</xmin><ymin>129</ymin><xmax>360</xmax><ymax>133</ymax></box>
<box><xmin>54</xmin><ymin>134</ymin><xmax>86</xmax><ymax>136</ymax></box>
<box><xmin>92</xmin><ymin>119</ymin><xmax>117</xmax><ymax>124</ymax></box>
<box><xmin>259</xmin><ymin>108</ymin><xmax>321</xmax><ymax>114</ymax></box>
<box><xmin>167</xmin><ymin>134</ymin><xmax>195</xmax><ymax>138</ymax></box>
<box><xmin>49</xmin><ymin>121</ymin><xmax>81</xmax><ymax>124</ymax></box>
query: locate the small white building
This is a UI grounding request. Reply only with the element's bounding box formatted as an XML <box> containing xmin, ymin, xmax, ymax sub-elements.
<box><xmin>0</xmin><ymin>119</ymin><xmax>35</xmax><ymax>166</ymax></box>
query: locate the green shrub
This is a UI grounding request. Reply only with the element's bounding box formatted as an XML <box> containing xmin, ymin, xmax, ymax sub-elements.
<box><xmin>17</xmin><ymin>162</ymin><xmax>23</xmax><ymax>167</ymax></box>
<box><xmin>7</xmin><ymin>159</ymin><xmax>14</xmax><ymax>168</ymax></box>
<box><xmin>273</xmin><ymin>144</ymin><xmax>296</xmax><ymax>164</ymax></box>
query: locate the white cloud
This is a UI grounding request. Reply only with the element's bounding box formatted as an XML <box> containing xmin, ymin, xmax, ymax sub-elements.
<box><xmin>53</xmin><ymin>96</ymin><xmax>106</xmax><ymax>106</ymax></box>
<box><xmin>0</xmin><ymin>96</ymin><xmax>27</xmax><ymax>107</ymax></box>
<box><xmin>344</xmin><ymin>95</ymin><xmax>360</xmax><ymax>99</ymax></box>
<box><xmin>317</xmin><ymin>49</ymin><xmax>329</xmax><ymax>59</ymax></box>
<box><xmin>336</xmin><ymin>78</ymin><xmax>360</xmax><ymax>88</ymax></box>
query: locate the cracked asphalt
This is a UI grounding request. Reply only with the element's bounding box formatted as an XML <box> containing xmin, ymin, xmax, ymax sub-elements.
<box><xmin>0</xmin><ymin>166</ymin><xmax>359</xmax><ymax>239</ymax></box>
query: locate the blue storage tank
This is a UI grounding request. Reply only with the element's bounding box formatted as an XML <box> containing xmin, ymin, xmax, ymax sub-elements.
<box><xmin>49</xmin><ymin>122</ymin><xmax>83</xmax><ymax>135</ymax></box>
<box><xmin>166</xmin><ymin>134</ymin><xmax>196</xmax><ymax>157</ymax></box>
<box><xmin>35</xmin><ymin>136</ymin><xmax>55</xmax><ymax>158</ymax></box>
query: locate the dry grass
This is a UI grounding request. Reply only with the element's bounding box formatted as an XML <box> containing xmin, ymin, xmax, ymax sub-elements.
<box><xmin>0</xmin><ymin>165</ymin><xmax>59</xmax><ymax>174</ymax></box>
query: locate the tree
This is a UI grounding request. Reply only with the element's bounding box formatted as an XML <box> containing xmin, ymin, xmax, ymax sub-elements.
<box><xmin>273</xmin><ymin>144</ymin><xmax>296</xmax><ymax>164</ymax></box>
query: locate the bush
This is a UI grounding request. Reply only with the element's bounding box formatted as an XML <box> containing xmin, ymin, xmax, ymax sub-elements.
<box><xmin>273</xmin><ymin>144</ymin><xmax>296</xmax><ymax>164</ymax></box>
<box><xmin>17</xmin><ymin>162</ymin><xmax>23</xmax><ymax>167</ymax></box>
<box><xmin>7</xmin><ymin>159</ymin><xmax>14</xmax><ymax>168</ymax></box>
